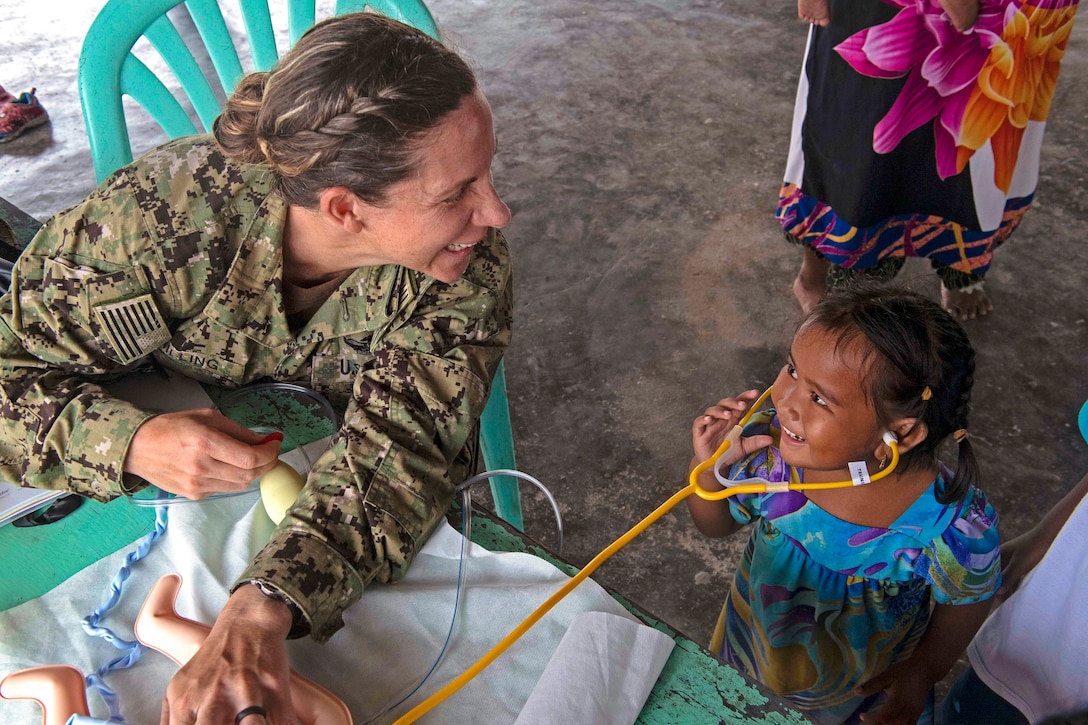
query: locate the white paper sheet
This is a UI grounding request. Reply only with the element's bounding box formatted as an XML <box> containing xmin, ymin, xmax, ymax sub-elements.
<box><xmin>515</xmin><ymin>611</ymin><xmax>674</xmax><ymax>725</ymax></box>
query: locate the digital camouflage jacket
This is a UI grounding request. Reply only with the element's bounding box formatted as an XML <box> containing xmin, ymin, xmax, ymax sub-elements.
<box><xmin>0</xmin><ymin>136</ymin><xmax>513</xmax><ymax>641</ymax></box>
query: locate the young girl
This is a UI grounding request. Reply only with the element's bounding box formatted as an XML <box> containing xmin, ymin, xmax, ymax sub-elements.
<box><xmin>688</xmin><ymin>286</ymin><xmax>1001</xmax><ymax>725</ymax></box>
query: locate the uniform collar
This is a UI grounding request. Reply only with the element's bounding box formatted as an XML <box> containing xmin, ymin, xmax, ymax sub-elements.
<box><xmin>202</xmin><ymin>192</ymin><xmax>437</xmax><ymax>347</ymax></box>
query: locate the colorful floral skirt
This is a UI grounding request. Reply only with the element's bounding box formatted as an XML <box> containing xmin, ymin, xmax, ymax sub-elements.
<box><xmin>776</xmin><ymin>0</ymin><xmax>1078</xmax><ymax>286</ymax></box>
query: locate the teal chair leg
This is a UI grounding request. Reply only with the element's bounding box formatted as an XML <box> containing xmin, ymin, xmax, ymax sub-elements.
<box><xmin>479</xmin><ymin>359</ymin><xmax>523</xmax><ymax>530</ymax></box>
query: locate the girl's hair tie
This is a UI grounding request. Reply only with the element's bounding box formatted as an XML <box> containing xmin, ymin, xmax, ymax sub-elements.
<box><xmin>921</xmin><ymin>386</ymin><xmax>933</xmax><ymax>401</ymax></box>
<box><xmin>953</xmin><ymin>428</ymin><xmax>968</xmax><ymax>443</ymax></box>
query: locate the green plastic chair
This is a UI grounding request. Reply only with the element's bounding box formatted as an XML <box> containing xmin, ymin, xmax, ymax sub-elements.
<box><xmin>76</xmin><ymin>0</ymin><xmax>523</xmax><ymax>529</ymax></box>
<box><xmin>478</xmin><ymin>359</ymin><xmax>521</xmax><ymax>528</ymax></box>
<box><xmin>78</xmin><ymin>0</ymin><xmax>439</xmax><ymax>182</ymax></box>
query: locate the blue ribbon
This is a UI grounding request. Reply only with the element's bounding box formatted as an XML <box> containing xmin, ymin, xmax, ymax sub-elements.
<box><xmin>79</xmin><ymin>496</ymin><xmax>169</xmax><ymax>722</ymax></box>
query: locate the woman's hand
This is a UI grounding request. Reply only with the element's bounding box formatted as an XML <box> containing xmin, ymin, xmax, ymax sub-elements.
<box><xmin>124</xmin><ymin>409</ymin><xmax>283</xmax><ymax>499</ymax></box>
<box><xmin>161</xmin><ymin>585</ymin><xmax>296</xmax><ymax>724</ymax></box>
<box><xmin>692</xmin><ymin>390</ymin><xmax>771</xmax><ymax>463</ymax></box>
<box><xmin>855</xmin><ymin>659</ymin><xmax>933</xmax><ymax>725</ymax></box>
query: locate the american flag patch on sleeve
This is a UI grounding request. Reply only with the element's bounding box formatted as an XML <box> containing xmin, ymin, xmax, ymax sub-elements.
<box><xmin>93</xmin><ymin>294</ymin><xmax>172</xmax><ymax>365</ymax></box>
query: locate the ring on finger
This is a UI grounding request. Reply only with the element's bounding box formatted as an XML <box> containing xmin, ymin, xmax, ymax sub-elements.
<box><xmin>235</xmin><ymin>705</ymin><xmax>268</xmax><ymax>724</ymax></box>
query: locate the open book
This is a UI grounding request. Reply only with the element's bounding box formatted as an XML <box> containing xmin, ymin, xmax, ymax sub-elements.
<box><xmin>0</xmin><ymin>485</ymin><xmax>66</xmax><ymax>528</ymax></box>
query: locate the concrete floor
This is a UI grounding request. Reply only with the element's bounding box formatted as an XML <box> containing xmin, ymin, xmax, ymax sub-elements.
<box><xmin>2</xmin><ymin>0</ymin><xmax>1086</xmax><ymax>707</ymax></box>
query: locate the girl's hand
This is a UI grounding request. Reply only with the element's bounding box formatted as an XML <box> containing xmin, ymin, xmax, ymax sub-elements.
<box><xmin>124</xmin><ymin>409</ymin><xmax>284</xmax><ymax>499</ymax></box>
<box><xmin>687</xmin><ymin>389</ymin><xmax>773</xmax><ymax>538</ymax></box>
<box><xmin>855</xmin><ymin>661</ymin><xmax>932</xmax><ymax>725</ymax></box>
<box><xmin>692</xmin><ymin>389</ymin><xmax>769</xmax><ymax>463</ymax></box>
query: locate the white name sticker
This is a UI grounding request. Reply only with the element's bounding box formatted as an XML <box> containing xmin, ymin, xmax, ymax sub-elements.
<box><xmin>848</xmin><ymin>461</ymin><xmax>872</xmax><ymax>486</ymax></box>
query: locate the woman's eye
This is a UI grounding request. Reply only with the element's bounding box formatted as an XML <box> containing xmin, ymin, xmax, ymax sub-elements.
<box><xmin>811</xmin><ymin>392</ymin><xmax>828</xmax><ymax>408</ymax></box>
<box><xmin>444</xmin><ymin>187</ymin><xmax>469</xmax><ymax>205</ymax></box>
<box><xmin>786</xmin><ymin>362</ymin><xmax>797</xmax><ymax>379</ymax></box>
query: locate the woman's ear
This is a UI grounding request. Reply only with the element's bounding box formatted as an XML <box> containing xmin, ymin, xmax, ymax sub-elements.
<box><xmin>876</xmin><ymin>418</ymin><xmax>929</xmax><ymax>460</ymax></box>
<box><xmin>318</xmin><ymin>187</ymin><xmax>365</xmax><ymax>233</ymax></box>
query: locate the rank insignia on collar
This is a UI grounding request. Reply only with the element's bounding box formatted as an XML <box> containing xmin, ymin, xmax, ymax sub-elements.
<box><xmin>93</xmin><ymin>294</ymin><xmax>172</xmax><ymax>365</ymax></box>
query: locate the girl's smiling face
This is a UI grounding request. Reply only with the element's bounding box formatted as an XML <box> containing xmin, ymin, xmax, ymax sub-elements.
<box><xmin>771</xmin><ymin>325</ymin><xmax>888</xmax><ymax>482</ymax></box>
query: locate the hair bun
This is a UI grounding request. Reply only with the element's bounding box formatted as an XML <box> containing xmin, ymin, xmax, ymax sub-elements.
<box><xmin>214</xmin><ymin>72</ymin><xmax>271</xmax><ymax>166</ymax></box>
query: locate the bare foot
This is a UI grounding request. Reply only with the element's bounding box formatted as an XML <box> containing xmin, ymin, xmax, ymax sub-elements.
<box><xmin>793</xmin><ymin>246</ymin><xmax>830</xmax><ymax>313</ymax></box>
<box><xmin>798</xmin><ymin>0</ymin><xmax>830</xmax><ymax>26</ymax></box>
<box><xmin>941</xmin><ymin>282</ymin><xmax>993</xmax><ymax>320</ymax></box>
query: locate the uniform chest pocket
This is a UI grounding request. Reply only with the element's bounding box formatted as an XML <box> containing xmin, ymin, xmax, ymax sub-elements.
<box><xmin>42</xmin><ymin>259</ymin><xmax>170</xmax><ymax>366</ymax></box>
<box><xmin>310</xmin><ymin>336</ymin><xmax>373</xmax><ymax>401</ymax></box>
<box><xmin>42</xmin><ymin>258</ymin><xmax>148</xmax><ymax>321</ymax></box>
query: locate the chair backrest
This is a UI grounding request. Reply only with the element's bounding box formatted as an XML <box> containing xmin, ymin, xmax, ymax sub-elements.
<box><xmin>76</xmin><ymin>0</ymin><xmax>523</xmax><ymax>529</ymax></box>
<box><xmin>77</xmin><ymin>0</ymin><xmax>439</xmax><ymax>183</ymax></box>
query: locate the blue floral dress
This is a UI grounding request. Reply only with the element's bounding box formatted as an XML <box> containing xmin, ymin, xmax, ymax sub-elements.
<box><xmin>710</xmin><ymin>413</ymin><xmax>1001</xmax><ymax>724</ymax></box>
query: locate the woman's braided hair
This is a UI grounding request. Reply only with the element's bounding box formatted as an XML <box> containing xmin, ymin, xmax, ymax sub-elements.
<box><xmin>214</xmin><ymin>12</ymin><xmax>477</xmax><ymax>207</ymax></box>
<box><xmin>802</xmin><ymin>283</ymin><xmax>980</xmax><ymax>503</ymax></box>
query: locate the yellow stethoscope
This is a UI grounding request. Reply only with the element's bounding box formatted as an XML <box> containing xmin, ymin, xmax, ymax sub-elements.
<box><xmin>393</xmin><ymin>385</ymin><xmax>901</xmax><ymax>723</ymax></box>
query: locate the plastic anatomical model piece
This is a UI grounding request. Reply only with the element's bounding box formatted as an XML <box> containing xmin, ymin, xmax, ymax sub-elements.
<box><xmin>0</xmin><ymin>664</ymin><xmax>90</xmax><ymax>725</ymax></box>
<box><xmin>135</xmin><ymin>573</ymin><xmax>353</xmax><ymax>724</ymax></box>
<box><xmin>0</xmin><ymin>574</ymin><xmax>352</xmax><ymax>725</ymax></box>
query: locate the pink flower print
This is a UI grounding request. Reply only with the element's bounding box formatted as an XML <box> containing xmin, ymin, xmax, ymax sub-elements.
<box><xmin>834</xmin><ymin>0</ymin><xmax>1012</xmax><ymax>178</ymax></box>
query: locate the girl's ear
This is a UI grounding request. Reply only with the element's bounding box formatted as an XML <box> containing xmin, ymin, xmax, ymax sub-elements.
<box><xmin>318</xmin><ymin>187</ymin><xmax>365</xmax><ymax>233</ymax></box>
<box><xmin>874</xmin><ymin>418</ymin><xmax>929</xmax><ymax>460</ymax></box>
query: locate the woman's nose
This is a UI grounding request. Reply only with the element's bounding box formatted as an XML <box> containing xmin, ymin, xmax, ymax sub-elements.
<box><xmin>476</xmin><ymin>180</ymin><xmax>511</xmax><ymax>229</ymax></box>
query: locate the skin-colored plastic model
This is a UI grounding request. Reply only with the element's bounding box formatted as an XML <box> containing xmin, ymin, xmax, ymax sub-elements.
<box><xmin>135</xmin><ymin>573</ymin><xmax>352</xmax><ymax>724</ymax></box>
<box><xmin>0</xmin><ymin>664</ymin><xmax>91</xmax><ymax>725</ymax></box>
<box><xmin>0</xmin><ymin>574</ymin><xmax>352</xmax><ymax>724</ymax></box>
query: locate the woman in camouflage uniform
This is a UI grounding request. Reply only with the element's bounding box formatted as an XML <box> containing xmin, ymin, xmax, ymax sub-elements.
<box><xmin>0</xmin><ymin>13</ymin><xmax>511</xmax><ymax>723</ymax></box>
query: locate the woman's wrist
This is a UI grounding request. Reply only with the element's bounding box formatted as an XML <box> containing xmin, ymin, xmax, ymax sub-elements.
<box><xmin>231</xmin><ymin>582</ymin><xmax>304</xmax><ymax>639</ymax></box>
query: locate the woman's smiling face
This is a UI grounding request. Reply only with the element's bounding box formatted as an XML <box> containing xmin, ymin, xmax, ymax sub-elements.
<box><xmin>770</xmin><ymin>325</ymin><xmax>888</xmax><ymax>481</ymax></box>
<box><xmin>357</xmin><ymin>90</ymin><xmax>511</xmax><ymax>283</ymax></box>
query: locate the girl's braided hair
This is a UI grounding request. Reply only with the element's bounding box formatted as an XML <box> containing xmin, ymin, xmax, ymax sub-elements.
<box><xmin>803</xmin><ymin>283</ymin><xmax>980</xmax><ymax>504</ymax></box>
<box><xmin>215</xmin><ymin>12</ymin><xmax>477</xmax><ymax>207</ymax></box>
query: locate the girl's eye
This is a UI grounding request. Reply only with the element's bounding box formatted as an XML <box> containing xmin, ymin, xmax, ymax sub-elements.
<box><xmin>786</xmin><ymin>362</ymin><xmax>798</xmax><ymax>379</ymax></box>
<box><xmin>811</xmin><ymin>392</ymin><xmax>828</xmax><ymax>408</ymax></box>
